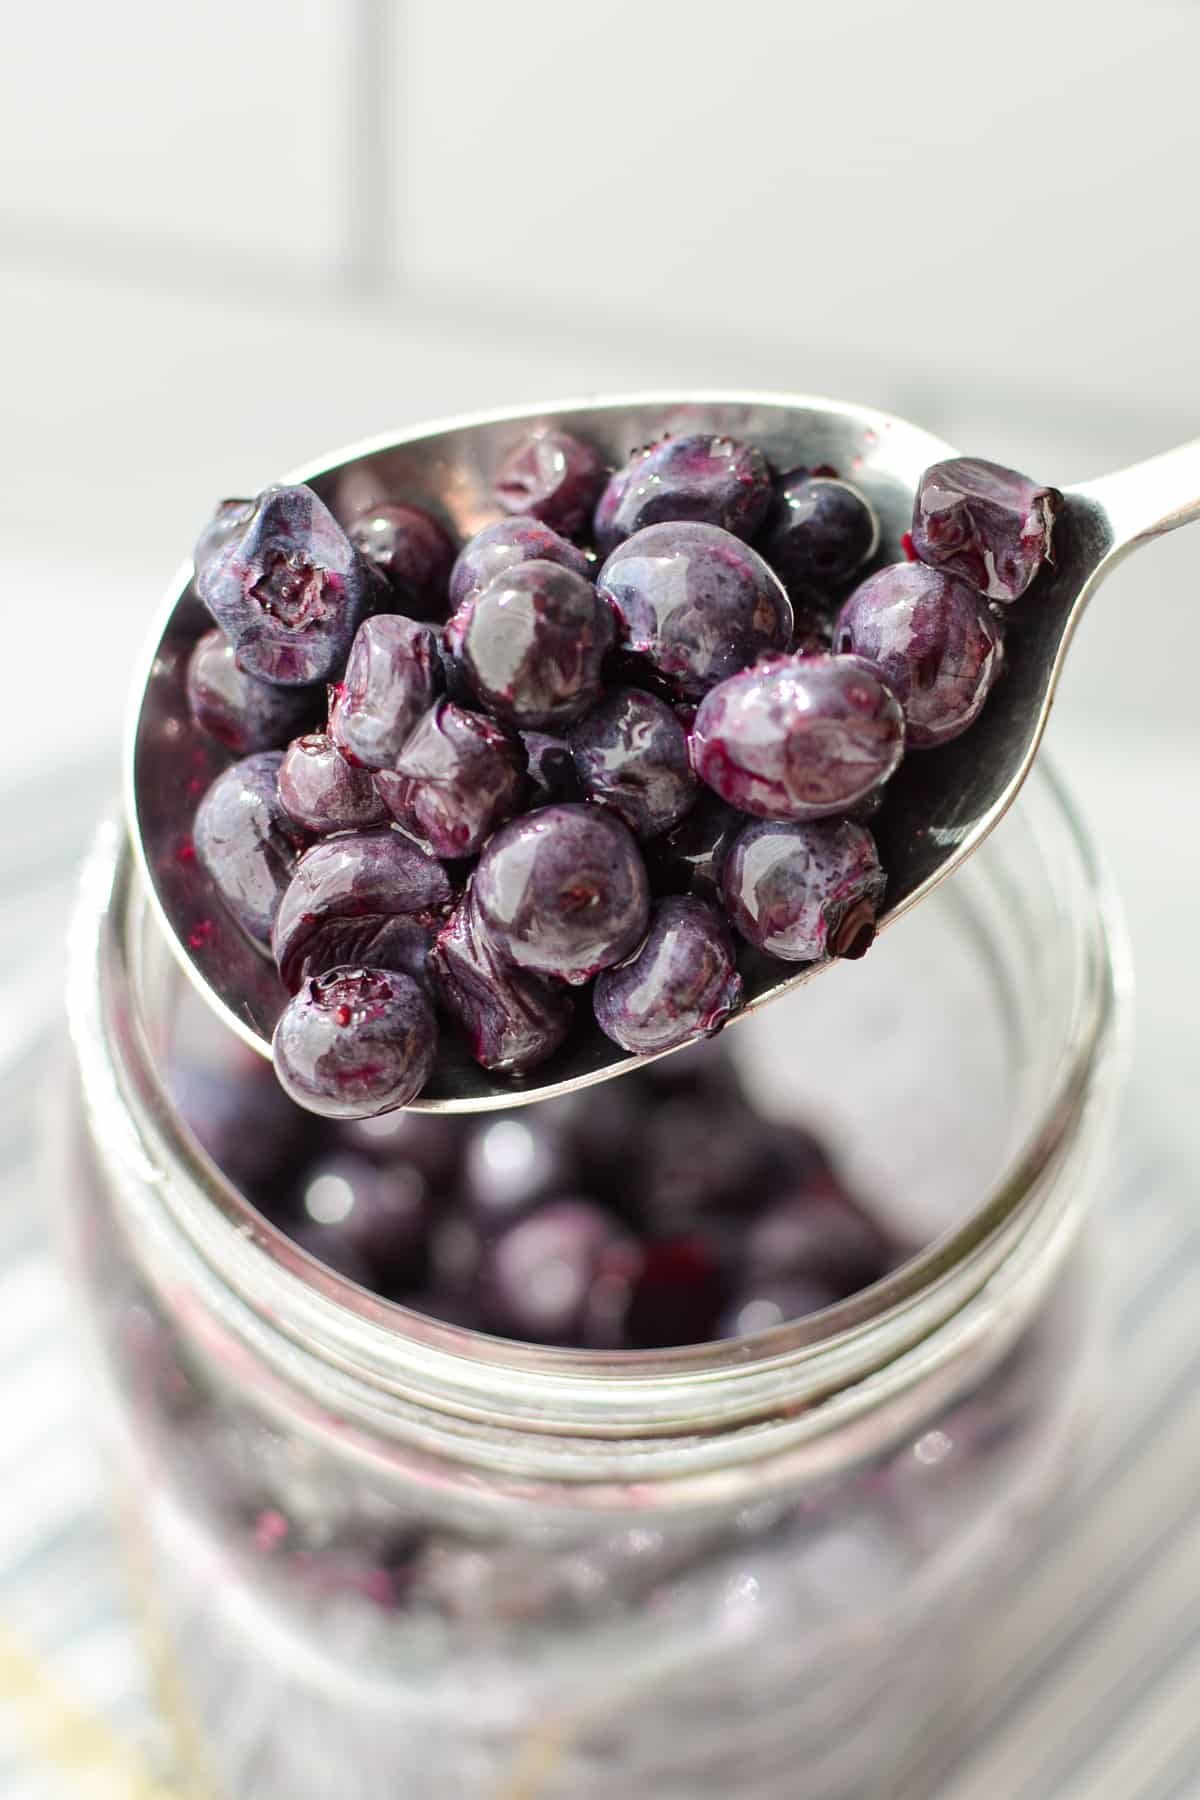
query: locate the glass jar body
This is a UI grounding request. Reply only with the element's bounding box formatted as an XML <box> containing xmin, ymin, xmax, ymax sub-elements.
<box><xmin>61</xmin><ymin>766</ymin><xmax>1124</xmax><ymax>1800</ymax></box>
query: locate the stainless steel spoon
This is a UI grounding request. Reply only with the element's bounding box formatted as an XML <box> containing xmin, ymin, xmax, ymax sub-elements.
<box><xmin>126</xmin><ymin>390</ymin><xmax>1200</xmax><ymax>1112</ymax></box>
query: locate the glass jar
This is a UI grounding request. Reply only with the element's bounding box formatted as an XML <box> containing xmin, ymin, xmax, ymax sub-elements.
<box><xmin>61</xmin><ymin>762</ymin><xmax>1125</xmax><ymax>1800</ymax></box>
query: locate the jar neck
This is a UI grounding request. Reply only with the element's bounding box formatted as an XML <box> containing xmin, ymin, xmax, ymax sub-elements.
<box><xmin>70</xmin><ymin>797</ymin><xmax>1120</xmax><ymax>1511</ymax></box>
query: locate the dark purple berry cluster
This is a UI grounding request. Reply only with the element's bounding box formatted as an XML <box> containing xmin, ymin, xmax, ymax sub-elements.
<box><xmin>187</xmin><ymin>435</ymin><xmax>1060</xmax><ymax>1117</ymax></box>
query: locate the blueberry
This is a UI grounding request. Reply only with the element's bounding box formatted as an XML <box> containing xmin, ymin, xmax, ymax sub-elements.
<box><xmin>374</xmin><ymin>699</ymin><xmax>526</xmax><ymax>858</ymax></box>
<box><xmin>593</xmin><ymin>433</ymin><xmax>772</xmax><ymax>556</ymax></box>
<box><xmin>272</xmin><ymin>966</ymin><xmax>437</xmax><ymax>1119</ymax></box>
<box><xmin>764</xmin><ymin>473</ymin><xmax>880</xmax><ymax>591</ymax></box>
<box><xmin>834</xmin><ymin>562</ymin><xmax>1004</xmax><ymax>748</ymax></box>
<box><xmin>522</xmin><ymin>730</ymin><xmax>585</xmax><ymax>806</ymax></box>
<box><xmin>171</xmin><ymin>1047</ymin><xmax>314</xmax><ymax>1200</ymax></box>
<box><xmin>448</xmin><ymin>516</ymin><xmax>592</xmax><ymax>611</ymax></box>
<box><xmin>277</xmin><ymin>732</ymin><xmax>388</xmax><ymax>835</ymax></box>
<box><xmin>478</xmin><ymin>1199</ymin><xmax>632</xmax><ymax>1344</ymax></box>
<box><xmin>462</xmin><ymin>1113</ymin><xmax>578</xmax><ymax>1223</ymax></box>
<box><xmin>593</xmin><ymin>897</ymin><xmax>742</xmax><ymax>1057</ymax></box>
<box><xmin>346</xmin><ymin>502</ymin><xmax>456</xmax><ymax>621</ymax></box>
<box><xmin>493</xmin><ymin>429</ymin><xmax>605</xmax><ymax>539</ymax></box>
<box><xmin>430</xmin><ymin>893</ymin><xmax>574</xmax><ymax>1074</ymax></box>
<box><xmin>568</xmin><ymin>687</ymin><xmax>696</xmax><ymax>840</ymax></box>
<box><xmin>451</xmin><ymin>561</ymin><xmax>614</xmax><ymax>729</ymax></box>
<box><xmin>328</xmin><ymin>614</ymin><xmax>442</xmax><ymax>771</ymax></box>
<box><xmin>186</xmin><ymin>629</ymin><xmax>320</xmax><ymax>755</ymax></box>
<box><xmin>623</xmin><ymin>1236</ymin><xmax>729</xmax><ymax>1349</ymax></box>
<box><xmin>718</xmin><ymin>1274</ymin><xmax>842</xmax><ymax>1337</ymax></box>
<box><xmin>691</xmin><ymin>652</ymin><xmax>905</xmax><ymax>820</ymax></box>
<box><xmin>196</xmin><ymin>484</ymin><xmax>374</xmax><ymax>686</ymax></box>
<box><xmin>334</xmin><ymin>1110</ymin><xmax>461</xmax><ymax>1190</ymax></box>
<box><xmin>272</xmin><ymin>827</ymin><xmax>452</xmax><ymax>992</ymax></box>
<box><xmin>291</xmin><ymin>1150</ymin><xmax>430</xmax><ymax>1287</ymax></box>
<box><xmin>721</xmin><ymin>817</ymin><xmax>885</xmax><ymax>961</ymax></box>
<box><xmin>633</xmin><ymin>1094</ymin><xmax>765</xmax><ymax>1233</ymax></box>
<box><xmin>742</xmin><ymin>1178</ymin><xmax>898</xmax><ymax>1293</ymax></box>
<box><xmin>472</xmin><ymin>804</ymin><xmax>650</xmax><ymax>986</ymax></box>
<box><xmin>194</xmin><ymin>751</ymin><xmax>307</xmax><ymax>949</ymax></box>
<box><xmin>597</xmin><ymin>522</ymin><xmax>792</xmax><ymax>701</ymax></box>
<box><xmin>646</xmin><ymin>792</ymin><xmax>740</xmax><ymax>900</ymax></box>
<box><xmin>911</xmin><ymin>457</ymin><xmax>1062</xmax><ymax>602</ymax></box>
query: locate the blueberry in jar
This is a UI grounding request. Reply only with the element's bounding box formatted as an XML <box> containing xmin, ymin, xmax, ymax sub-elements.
<box><xmin>196</xmin><ymin>484</ymin><xmax>375</xmax><ymax>686</ymax></box>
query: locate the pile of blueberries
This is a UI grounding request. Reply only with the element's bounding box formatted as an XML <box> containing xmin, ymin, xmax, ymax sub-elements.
<box><xmin>187</xmin><ymin>427</ymin><xmax>1060</xmax><ymax>1118</ymax></box>
<box><xmin>172</xmin><ymin>1023</ymin><xmax>904</xmax><ymax>1348</ymax></box>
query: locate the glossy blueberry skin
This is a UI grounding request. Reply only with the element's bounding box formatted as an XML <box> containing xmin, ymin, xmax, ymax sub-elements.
<box><xmin>472</xmin><ymin>804</ymin><xmax>651</xmax><ymax>986</ymax></box>
<box><xmin>346</xmin><ymin>503</ymin><xmax>456</xmax><ymax>621</ymax></box>
<box><xmin>568</xmin><ymin>687</ymin><xmax>696</xmax><ymax>840</ymax></box>
<box><xmin>765</xmin><ymin>473</ymin><xmax>880</xmax><ymax>591</ymax></box>
<box><xmin>196</xmin><ymin>484</ymin><xmax>374</xmax><ymax>686</ymax></box>
<box><xmin>272</xmin><ymin>827</ymin><xmax>452</xmax><ymax>992</ymax></box>
<box><xmin>194</xmin><ymin>751</ymin><xmax>307</xmax><ymax>948</ymax></box>
<box><xmin>447</xmin><ymin>516</ymin><xmax>592</xmax><ymax>611</ymax></box>
<box><xmin>292</xmin><ymin>1149</ymin><xmax>430</xmax><ymax>1287</ymax></box>
<box><xmin>834</xmin><ymin>562</ymin><xmax>1004</xmax><ymax>748</ymax></box>
<box><xmin>329</xmin><ymin>614</ymin><xmax>442</xmax><ymax>771</ymax></box>
<box><xmin>647</xmin><ymin>793</ymin><xmax>740</xmax><ymax>901</ymax></box>
<box><xmin>522</xmin><ymin>730</ymin><xmax>584</xmax><ymax>806</ymax></box>
<box><xmin>273</xmin><ymin>966</ymin><xmax>437</xmax><ymax>1119</ymax></box>
<box><xmin>493</xmin><ymin>430</ymin><xmax>606</xmax><ymax>539</ymax></box>
<box><xmin>478</xmin><ymin>1199</ymin><xmax>632</xmax><ymax>1343</ymax></box>
<box><xmin>452</xmin><ymin>561</ymin><xmax>614</xmax><ymax>729</ymax></box>
<box><xmin>597</xmin><ymin>522</ymin><xmax>792</xmax><ymax>701</ymax></box>
<box><xmin>430</xmin><ymin>893</ymin><xmax>574</xmax><ymax>1074</ymax></box>
<box><xmin>375</xmin><ymin>699</ymin><xmax>527</xmax><ymax>858</ymax></box>
<box><xmin>186</xmin><ymin>629</ymin><xmax>320</xmax><ymax>755</ymax></box>
<box><xmin>721</xmin><ymin>817</ymin><xmax>886</xmax><ymax>962</ymax></box>
<box><xmin>692</xmin><ymin>652</ymin><xmax>905</xmax><ymax>820</ymax></box>
<box><xmin>593</xmin><ymin>433</ymin><xmax>773</xmax><ymax>556</ymax></box>
<box><xmin>912</xmin><ymin>457</ymin><xmax>1062</xmax><ymax>602</ymax></box>
<box><xmin>594</xmin><ymin>897</ymin><xmax>742</xmax><ymax>1056</ymax></box>
<box><xmin>277</xmin><ymin>732</ymin><xmax>388</xmax><ymax>835</ymax></box>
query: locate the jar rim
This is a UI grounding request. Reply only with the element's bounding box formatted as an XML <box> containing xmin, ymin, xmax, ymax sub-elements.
<box><xmin>70</xmin><ymin>751</ymin><xmax>1125</xmax><ymax>1480</ymax></box>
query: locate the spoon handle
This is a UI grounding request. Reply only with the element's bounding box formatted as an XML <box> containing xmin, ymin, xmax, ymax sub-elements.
<box><xmin>1076</xmin><ymin>437</ymin><xmax>1200</xmax><ymax>559</ymax></box>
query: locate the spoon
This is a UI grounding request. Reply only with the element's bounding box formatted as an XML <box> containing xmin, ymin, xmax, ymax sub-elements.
<box><xmin>127</xmin><ymin>390</ymin><xmax>1200</xmax><ymax>1112</ymax></box>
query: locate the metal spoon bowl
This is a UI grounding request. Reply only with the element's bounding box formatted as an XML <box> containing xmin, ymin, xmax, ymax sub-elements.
<box><xmin>126</xmin><ymin>390</ymin><xmax>1200</xmax><ymax>1111</ymax></box>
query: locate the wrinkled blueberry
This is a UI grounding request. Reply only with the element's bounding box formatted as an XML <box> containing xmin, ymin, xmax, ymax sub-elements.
<box><xmin>186</xmin><ymin>629</ymin><xmax>319</xmax><ymax>754</ymax></box>
<box><xmin>194</xmin><ymin>751</ymin><xmax>307</xmax><ymax>948</ymax></box>
<box><xmin>193</xmin><ymin>498</ymin><xmax>254</xmax><ymax>575</ymax></box>
<box><xmin>472</xmin><ymin>804</ymin><xmax>650</xmax><ymax>986</ymax></box>
<box><xmin>593</xmin><ymin>433</ymin><xmax>772</xmax><ymax>556</ymax></box>
<box><xmin>277</xmin><ymin>732</ymin><xmax>388</xmax><ymax>835</ymax></box>
<box><xmin>291</xmin><ymin>1149</ymin><xmax>429</xmax><ymax>1287</ymax></box>
<box><xmin>375</xmin><ymin>700</ymin><xmax>526</xmax><ymax>858</ymax></box>
<box><xmin>522</xmin><ymin>730</ymin><xmax>584</xmax><ymax>806</ymax></box>
<box><xmin>834</xmin><ymin>562</ymin><xmax>1004</xmax><ymax>748</ymax></box>
<box><xmin>346</xmin><ymin>502</ymin><xmax>456</xmax><ymax>620</ymax></box>
<box><xmin>493</xmin><ymin>429</ymin><xmax>605</xmax><ymax>539</ymax></box>
<box><xmin>594</xmin><ymin>897</ymin><xmax>742</xmax><ymax>1056</ymax></box>
<box><xmin>448</xmin><ymin>516</ymin><xmax>592</xmax><ymax>611</ymax></box>
<box><xmin>430</xmin><ymin>892</ymin><xmax>575</xmax><ymax>1074</ymax></box>
<box><xmin>647</xmin><ymin>792</ymin><xmax>740</xmax><ymax>900</ymax></box>
<box><xmin>272</xmin><ymin>828</ymin><xmax>452</xmax><ymax>992</ymax></box>
<box><xmin>765</xmin><ymin>473</ymin><xmax>879</xmax><ymax>591</ymax></box>
<box><xmin>196</xmin><ymin>484</ymin><xmax>374</xmax><ymax>686</ymax></box>
<box><xmin>912</xmin><ymin>457</ymin><xmax>1061</xmax><ymax>602</ymax></box>
<box><xmin>692</xmin><ymin>652</ymin><xmax>905</xmax><ymax>819</ymax></box>
<box><xmin>568</xmin><ymin>687</ymin><xmax>696</xmax><ymax>840</ymax></box>
<box><xmin>478</xmin><ymin>1199</ymin><xmax>633</xmax><ymax>1343</ymax></box>
<box><xmin>721</xmin><ymin>817</ymin><xmax>885</xmax><ymax>961</ymax></box>
<box><xmin>329</xmin><ymin>614</ymin><xmax>442</xmax><ymax>771</ymax></box>
<box><xmin>273</xmin><ymin>966</ymin><xmax>437</xmax><ymax>1119</ymax></box>
<box><xmin>597</xmin><ymin>522</ymin><xmax>792</xmax><ymax>701</ymax></box>
<box><xmin>451</xmin><ymin>561</ymin><xmax>614</xmax><ymax>729</ymax></box>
